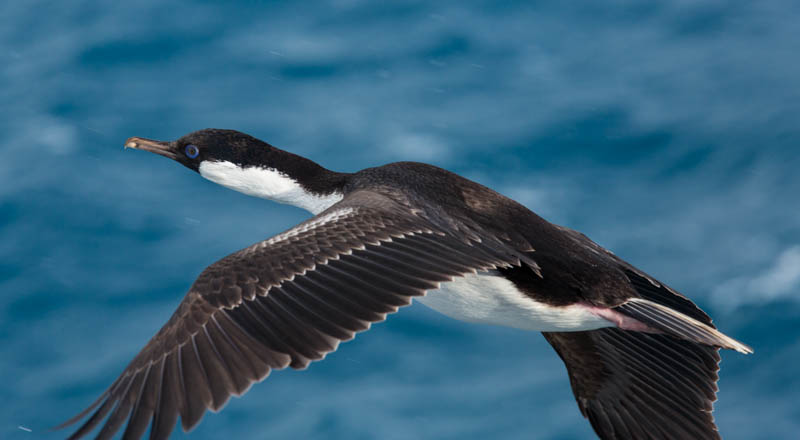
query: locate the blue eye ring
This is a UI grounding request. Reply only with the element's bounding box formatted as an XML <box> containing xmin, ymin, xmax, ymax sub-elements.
<box><xmin>185</xmin><ymin>144</ymin><xmax>199</xmax><ymax>158</ymax></box>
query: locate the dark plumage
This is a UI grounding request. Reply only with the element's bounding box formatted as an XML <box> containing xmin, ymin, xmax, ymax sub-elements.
<box><xmin>59</xmin><ymin>129</ymin><xmax>751</xmax><ymax>440</ymax></box>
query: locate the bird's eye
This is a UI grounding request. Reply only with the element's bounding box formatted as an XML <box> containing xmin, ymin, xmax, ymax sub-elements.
<box><xmin>184</xmin><ymin>144</ymin><xmax>199</xmax><ymax>159</ymax></box>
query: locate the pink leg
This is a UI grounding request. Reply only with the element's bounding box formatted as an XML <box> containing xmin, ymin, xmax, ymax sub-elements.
<box><xmin>585</xmin><ymin>304</ymin><xmax>663</xmax><ymax>334</ymax></box>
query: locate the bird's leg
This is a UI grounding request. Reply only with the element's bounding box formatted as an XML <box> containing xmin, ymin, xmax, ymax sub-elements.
<box><xmin>584</xmin><ymin>304</ymin><xmax>663</xmax><ymax>334</ymax></box>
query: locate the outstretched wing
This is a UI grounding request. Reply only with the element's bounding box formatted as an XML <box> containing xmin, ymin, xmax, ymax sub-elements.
<box><xmin>543</xmin><ymin>269</ymin><xmax>726</xmax><ymax>440</ymax></box>
<box><xmin>543</xmin><ymin>329</ymin><xmax>721</xmax><ymax>440</ymax></box>
<box><xmin>59</xmin><ymin>190</ymin><xmax>533</xmax><ymax>440</ymax></box>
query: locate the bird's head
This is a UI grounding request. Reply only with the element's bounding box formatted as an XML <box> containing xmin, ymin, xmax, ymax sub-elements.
<box><xmin>125</xmin><ymin>128</ymin><xmax>276</xmax><ymax>173</ymax></box>
<box><xmin>124</xmin><ymin>128</ymin><xmax>345</xmax><ymax>214</ymax></box>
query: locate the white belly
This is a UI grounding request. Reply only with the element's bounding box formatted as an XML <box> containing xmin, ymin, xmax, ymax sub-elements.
<box><xmin>415</xmin><ymin>272</ymin><xmax>614</xmax><ymax>332</ymax></box>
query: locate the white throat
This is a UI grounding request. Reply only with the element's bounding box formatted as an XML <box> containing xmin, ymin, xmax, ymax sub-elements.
<box><xmin>198</xmin><ymin>160</ymin><xmax>343</xmax><ymax>215</ymax></box>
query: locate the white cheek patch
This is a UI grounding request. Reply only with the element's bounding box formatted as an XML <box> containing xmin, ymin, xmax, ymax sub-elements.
<box><xmin>198</xmin><ymin>160</ymin><xmax>343</xmax><ymax>214</ymax></box>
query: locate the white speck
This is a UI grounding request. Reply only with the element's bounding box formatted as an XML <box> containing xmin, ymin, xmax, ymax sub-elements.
<box><xmin>83</xmin><ymin>126</ymin><xmax>105</xmax><ymax>135</ymax></box>
<box><xmin>18</xmin><ymin>426</ymin><xmax>32</xmax><ymax>432</ymax></box>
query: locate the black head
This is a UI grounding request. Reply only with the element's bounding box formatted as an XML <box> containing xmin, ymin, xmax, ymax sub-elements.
<box><xmin>124</xmin><ymin>128</ymin><xmax>281</xmax><ymax>172</ymax></box>
<box><xmin>124</xmin><ymin>129</ymin><xmax>348</xmax><ymax>201</ymax></box>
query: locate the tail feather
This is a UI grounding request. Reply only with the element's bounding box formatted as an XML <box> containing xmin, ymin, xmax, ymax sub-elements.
<box><xmin>615</xmin><ymin>298</ymin><xmax>753</xmax><ymax>354</ymax></box>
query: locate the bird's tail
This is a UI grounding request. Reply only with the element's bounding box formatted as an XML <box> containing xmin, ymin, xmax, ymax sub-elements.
<box><xmin>615</xmin><ymin>298</ymin><xmax>753</xmax><ymax>354</ymax></box>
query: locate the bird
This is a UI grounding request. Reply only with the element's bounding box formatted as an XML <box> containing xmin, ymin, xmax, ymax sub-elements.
<box><xmin>58</xmin><ymin>128</ymin><xmax>752</xmax><ymax>440</ymax></box>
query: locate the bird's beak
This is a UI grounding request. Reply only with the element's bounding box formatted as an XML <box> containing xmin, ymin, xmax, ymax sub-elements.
<box><xmin>124</xmin><ymin>137</ymin><xmax>177</xmax><ymax>159</ymax></box>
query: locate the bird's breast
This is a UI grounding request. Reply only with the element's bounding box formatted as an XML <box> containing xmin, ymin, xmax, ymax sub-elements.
<box><xmin>415</xmin><ymin>271</ymin><xmax>614</xmax><ymax>332</ymax></box>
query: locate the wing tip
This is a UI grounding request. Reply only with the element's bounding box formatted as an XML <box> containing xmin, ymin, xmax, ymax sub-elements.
<box><xmin>49</xmin><ymin>390</ymin><xmax>110</xmax><ymax>432</ymax></box>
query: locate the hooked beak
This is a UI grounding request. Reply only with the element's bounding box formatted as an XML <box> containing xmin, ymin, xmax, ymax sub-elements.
<box><xmin>124</xmin><ymin>137</ymin><xmax>177</xmax><ymax>159</ymax></box>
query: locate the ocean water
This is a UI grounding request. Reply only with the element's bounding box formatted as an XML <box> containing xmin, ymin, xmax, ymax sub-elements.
<box><xmin>2</xmin><ymin>1</ymin><xmax>799</xmax><ymax>439</ymax></box>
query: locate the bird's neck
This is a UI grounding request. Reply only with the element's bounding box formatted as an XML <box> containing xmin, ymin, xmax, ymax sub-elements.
<box><xmin>198</xmin><ymin>155</ymin><xmax>349</xmax><ymax>215</ymax></box>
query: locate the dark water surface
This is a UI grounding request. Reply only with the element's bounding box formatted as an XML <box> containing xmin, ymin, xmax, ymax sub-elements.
<box><xmin>2</xmin><ymin>1</ymin><xmax>799</xmax><ymax>439</ymax></box>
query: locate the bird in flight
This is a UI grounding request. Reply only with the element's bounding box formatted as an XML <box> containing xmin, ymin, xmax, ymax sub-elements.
<box><xmin>59</xmin><ymin>129</ymin><xmax>751</xmax><ymax>440</ymax></box>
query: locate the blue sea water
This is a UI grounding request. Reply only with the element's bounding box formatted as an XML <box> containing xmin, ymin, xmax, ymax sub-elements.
<box><xmin>2</xmin><ymin>1</ymin><xmax>799</xmax><ymax>439</ymax></box>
